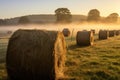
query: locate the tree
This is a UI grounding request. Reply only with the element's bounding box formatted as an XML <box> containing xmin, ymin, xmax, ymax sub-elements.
<box><xmin>18</xmin><ymin>16</ymin><xmax>30</xmax><ymax>24</ymax></box>
<box><xmin>106</xmin><ymin>13</ymin><xmax>119</xmax><ymax>23</ymax></box>
<box><xmin>55</xmin><ymin>8</ymin><xmax>72</xmax><ymax>23</ymax></box>
<box><xmin>87</xmin><ymin>9</ymin><xmax>100</xmax><ymax>22</ymax></box>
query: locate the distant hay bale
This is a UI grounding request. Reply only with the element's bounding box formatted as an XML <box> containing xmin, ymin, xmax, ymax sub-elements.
<box><xmin>99</xmin><ymin>30</ymin><xmax>109</xmax><ymax>40</ymax></box>
<box><xmin>109</xmin><ymin>30</ymin><xmax>115</xmax><ymax>37</ymax></box>
<box><xmin>91</xmin><ymin>29</ymin><xmax>95</xmax><ymax>35</ymax></box>
<box><xmin>62</xmin><ymin>28</ymin><xmax>70</xmax><ymax>37</ymax></box>
<box><xmin>83</xmin><ymin>29</ymin><xmax>87</xmax><ymax>31</ymax></box>
<box><xmin>76</xmin><ymin>31</ymin><xmax>94</xmax><ymax>46</ymax></box>
<box><xmin>7</xmin><ymin>31</ymin><xmax>12</xmax><ymax>34</ymax></box>
<box><xmin>115</xmin><ymin>30</ymin><xmax>120</xmax><ymax>36</ymax></box>
<box><xmin>6</xmin><ymin>29</ymin><xmax>66</xmax><ymax>80</ymax></box>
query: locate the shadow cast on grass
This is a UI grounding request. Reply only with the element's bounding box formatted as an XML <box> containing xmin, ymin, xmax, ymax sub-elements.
<box><xmin>68</xmin><ymin>44</ymin><xmax>89</xmax><ymax>50</ymax></box>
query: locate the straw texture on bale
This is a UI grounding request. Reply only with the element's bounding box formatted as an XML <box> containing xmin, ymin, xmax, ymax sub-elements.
<box><xmin>109</xmin><ymin>30</ymin><xmax>115</xmax><ymax>37</ymax></box>
<box><xmin>76</xmin><ymin>31</ymin><xmax>94</xmax><ymax>46</ymax></box>
<box><xmin>115</xmin><ymin>30</ymin><xmax>120</xmax><ymax>36</ymax></box>
<box><xmin>99</xmin><ymin>30</ymin><xmax>109</xmax><ymax>40</ymax></box>
<box><xmin>6</xmin><ymin>29</ymin><xmax>66</xmax><ymax>80</ymax></box>
<box><xmin>62</xmin><ymin>28</ymin><xmax>70</xmax><ymax>37</ymax></box>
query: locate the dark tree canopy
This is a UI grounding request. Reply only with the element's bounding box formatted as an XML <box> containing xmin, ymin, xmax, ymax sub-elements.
<box><xmin>106</xmin><ymin>13</ymin><xmax>119</xmax><ymax>23</ymax></box>
<box><xmin>87</xmin><ymin>9</ymin><xmax>100</xmax><ymax>22</ymax></box>
<box><xmin>0</xmin><ymin>19</ymin><xmax>4</xmax><ymax>25</ymax></box>
<box><xmin>55</xmin><ymin>8</ymin><xmax>72</xmax><ymax>23</ymax></box>
<box><xmin>18</xmin><ymin>16</ymin><xmax>30</xmax><ymax>24</ymax></box>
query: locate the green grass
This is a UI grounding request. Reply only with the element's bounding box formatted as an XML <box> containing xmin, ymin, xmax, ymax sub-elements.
<box><xmin>65</xmin><ymin>35</ymin><xmax>120</xmax><ymax>80</ymax></box>
<box><xmin>0</xmin><ymin>35</ymin><xmax>120</xmax><ymax>80</ymax></box>
<box><xmin>0</xmin><ymin>38</ymin><xmax>8</xmax><ymax>80</ymax></box>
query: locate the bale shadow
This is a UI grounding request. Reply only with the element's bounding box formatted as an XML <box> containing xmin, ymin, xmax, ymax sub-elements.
<box><xmin>68</xmin><ymin>44</ymin><xmax>88</xmax><ymax>50</ymax></box>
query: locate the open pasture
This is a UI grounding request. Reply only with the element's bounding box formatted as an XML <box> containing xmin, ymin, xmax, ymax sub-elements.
<box><xmin>0</xmin><ymin>24</ymin><xmax>120</xmax><ymax>80</ymax></box>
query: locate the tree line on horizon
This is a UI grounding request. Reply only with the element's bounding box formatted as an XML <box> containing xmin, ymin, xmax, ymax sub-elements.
<box><xmin>0</xmin><ymin>8</ymin><xmax>119</xmax><ymax>25</ymax></box>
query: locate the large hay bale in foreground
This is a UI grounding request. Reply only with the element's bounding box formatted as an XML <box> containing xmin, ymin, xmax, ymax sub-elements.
<box><xmin>99</xmin><ymin>30</ymin><xmax>109</xmax><ymax>40</ymax></box>
<box><xmin>6</xmin><ymin>29</ymin><xmax>66</xmax><ymax>80</ymax></box>
<box><xmin>109</xmin><ymin>30</ymin><xmax>115</xmax><ymax>37</ymax></box>
<box><xmin>76</xmin><ymin>31</ymin><xmax>94</xmax><ymax>46</ymax></box>
<box><xmin>62</xmin><ymin>28</ymin><xmax>70</xmax><ymax>37</ymax></box>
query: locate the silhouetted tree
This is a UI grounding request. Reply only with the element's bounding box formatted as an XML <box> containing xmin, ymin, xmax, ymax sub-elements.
<box><xmin>106</xmin><ymin>13</ymin><xmax>119</xmax><ymax>23</ymax></box>
<box><xmin>55</xmin><ymin>8</ymin><xmax>72</xmax><ymax>23</ymax></box>
<box><xmin>87</xmin><ymin>9</ymin><xmax>100</xmax><ymax>22</ymax></box>
<box><xmin>18</xmin><ymin>16</ymin><xmax>30</xmax><ymax>24</ymax></box>
<box><xmin>0</xmin><ymin>19</ymin><xmax>4</xmax><ymax>25</ymax></box>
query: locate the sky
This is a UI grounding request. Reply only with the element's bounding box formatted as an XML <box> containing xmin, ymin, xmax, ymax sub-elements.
<box><xmin>0</xmin><ymin>0</ymin><xmax>120</xmax><ymax>19</ymax></box>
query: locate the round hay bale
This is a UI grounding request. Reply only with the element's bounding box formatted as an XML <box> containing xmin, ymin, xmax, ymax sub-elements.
<box><xmin>115</xmin><ymin>30</ymin><xmax>120</xmax><ymax>36</ymax></box>
<box><xmin>62</xmin><ymin>28</ymin><xmax>70</xmax><ymax>37</ymax></box>
<box><xmin>76</xmin><ymin>31</ymin><xmax>94</xmax><ymax>46</ymax></box>
<box><xmin>7</xmin><ymin>31</ymin><xmax>12</xmax><ymax>34</ymax></box>
<box><xmin>6</xmin><ymin>29</ymin><xmax>66</xmax><ymax>80</ymax></box>
<box><xmin>109</xmin><ymin>30</ymin><xmax>115</xmax><ymax>37</ymax></box>
<box><xmin>83</xmin><ymin>29</ymin><xmax>87</xmax><ymax>31</ymax></box>
<box><xmin>99</xmin><ymin>30</ymin><xmax>109</xmax><ymax>40</ymax></box>
<box><xmin>91</xmin><ymin>29</ymin><xmax>95</xmax><ymax>35</ymax></box>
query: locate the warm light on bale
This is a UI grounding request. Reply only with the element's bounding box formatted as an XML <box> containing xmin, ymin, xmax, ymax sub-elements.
<box><xmin>115</xmin><ymin>30</ymin><xmax>120</xmax><ymax>36</ymax></box>
<box><xmin>109</xmin><ymin>30</ymin><xmax>115</xmax><ymax>37</ymax></box>
<box><xmin>62</xmin><ymin>28</ymin><xmax>70</xmax><ymax>37</ymax></box>
<box><xmin>6</xmin><ymin>29</ymin><xmax>66</xmax><ymax>80</ymax></box>
<box><xmin>99</xmin><ymin>30</ymin><xmax>109</xmax><ymax>40</ymax></box>
<box><xmin>76</xmin><ymin>31</ymin><xmax>94</xmax><ymax>46</ymax></box>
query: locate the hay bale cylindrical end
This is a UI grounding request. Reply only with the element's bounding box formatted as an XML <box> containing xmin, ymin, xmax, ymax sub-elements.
<box><xmin>6</xmin><ymin>29</ymin><xmax>66</xmax><ymax>80</ymax></box>
<box><xmin>109</xmin><ymin>30</ymin><xmax>115</xmax><ymax>37</ymax></box>
<box><xmin>76</xmin><ymin>31</ymin><xmax>94</xmax><ymax>46</ymax></box>
<box><xmin>115</xmin><ymin>30</ymin><xmax>120</xmax><ymax>36</ymax></box>
<box><xmin>62</xmin><ymin>28</ymin><xmax>70</xmax><ymax>37</ymax></box>
<box><xmin>99</xmin><ymin>30</ymin><xmax>109</xmax><ymax>40</ymax></box>
<box><xmin>91</xmin><ymin>29</ymin><xmax>96</xmax><ymax>35</ymax></box>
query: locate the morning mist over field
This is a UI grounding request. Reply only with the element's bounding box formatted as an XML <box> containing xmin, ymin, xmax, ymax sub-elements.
<box><xmin>0</xmin><ymin>23</ymin><xmax>120</xmax><ymax>35</ymax></box>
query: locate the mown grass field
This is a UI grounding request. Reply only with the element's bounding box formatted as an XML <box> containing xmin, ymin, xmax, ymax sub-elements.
<box><xmin>0</xmin><ymin>34</ymin><xmax>120</xmax><ymax>80</ymax></box>
<box><xmin>0</xmin><ymin>38</ymin><xmax>8</xmax><ymax>80</ymax></box>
